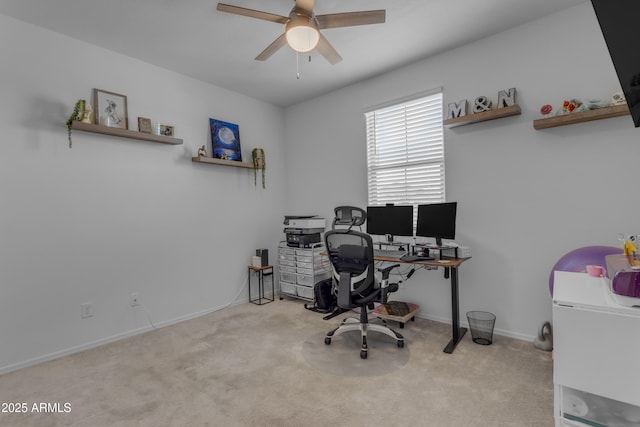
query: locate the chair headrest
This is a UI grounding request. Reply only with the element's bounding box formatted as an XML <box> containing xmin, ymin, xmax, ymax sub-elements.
<box><xmin>332</xmin><ymin>206</ymin><xmax>366</xmax><ymax>229</ymax></box>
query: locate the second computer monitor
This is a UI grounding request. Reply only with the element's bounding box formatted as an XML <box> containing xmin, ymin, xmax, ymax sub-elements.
<box><xmin>416</xmin><ymin>202</ymin><xmax>457</xmax><ymax>247</ymax></box>
<box><xmin>366</xmin><ymin>205</ymin><xmax>413</xmax><ymax>242</ymax></box>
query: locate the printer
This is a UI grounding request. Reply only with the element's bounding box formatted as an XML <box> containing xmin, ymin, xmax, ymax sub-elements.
<box><xmin>283</xmin><ymin>216</ymin><xmax>325</xmax><ymax>247</ymax></box>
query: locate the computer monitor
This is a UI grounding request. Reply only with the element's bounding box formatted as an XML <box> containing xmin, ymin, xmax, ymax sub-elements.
<box><xmin>366</xmin><ymin>205</ymin><xmax>413</xmax><ymax>243</ymax></box>
<box><xmin>416</xmin><ymin>202</ymin><xmax>457</xmax><ymax>247</ymax></box>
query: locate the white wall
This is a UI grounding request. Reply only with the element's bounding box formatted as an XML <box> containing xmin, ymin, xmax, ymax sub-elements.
<box><xmin>3</xmin><ymin>2</ymin><xmax>639</xmax><ymax>373</ymax></box>
<box><xmin>0</xmin><ymin>14</ymin><xmax>286</xmax><ymax>373</ymax></box>
<box><xmin>284</xmin><ymin>3</ymin><xmax>640</xmax><ymax>340</ymax></box>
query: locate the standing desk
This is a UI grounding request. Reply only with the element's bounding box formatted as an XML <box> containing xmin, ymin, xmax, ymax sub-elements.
<box><xmin>374</xmin><ymin>255</ymin><xmax>471</xmax><ymax>354</ymax></box>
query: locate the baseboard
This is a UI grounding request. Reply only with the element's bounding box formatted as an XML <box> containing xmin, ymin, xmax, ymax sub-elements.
<box><xmin>415</xmin><ymin>312</ymin><xmax>535</xmax><ymax>343</ymax></box>
<box><xmin>0</xmin><ymin>299</ymin><xmax>248</xmax><ymax>375</ymax></box>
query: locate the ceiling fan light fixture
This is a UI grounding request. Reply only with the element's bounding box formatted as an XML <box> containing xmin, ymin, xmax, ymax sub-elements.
<box><xmin>285</xmin><ymin>14</ymin><xmax>319</xmax><ymax>53</ymax></box>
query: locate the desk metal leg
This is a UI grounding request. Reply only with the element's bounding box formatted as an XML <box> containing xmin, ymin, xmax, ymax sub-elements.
<box><xmin>443</xmin><ymin>266</ymin><xmax>467</xmax><ymax>354</ymax></box>
<box><xmin>258</xmin><ymin>272</ymin><xmax>264</xmax><ymax>301</ymax></box>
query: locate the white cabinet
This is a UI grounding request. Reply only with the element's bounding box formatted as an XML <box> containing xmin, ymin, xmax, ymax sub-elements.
<box><xmin>553</xmin><ymin>271</ymin><xmax>640</xmax><ymax>426</ymax></box>
<box><xmin>278</xmin><ymin>242</ymin><xmax>330</xmax><ymax>302</ymax></box>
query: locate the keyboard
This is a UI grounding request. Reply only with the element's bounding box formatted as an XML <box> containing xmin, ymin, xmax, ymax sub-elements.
<box><xmin>373</xmin><ymin>248</ymin><xmax>407</xmax><ymax>258</ymax></box>
<box><xmin>400</xmin><ymin>254</ymin><xmax>434</xmax><ymax>262</ymax></box>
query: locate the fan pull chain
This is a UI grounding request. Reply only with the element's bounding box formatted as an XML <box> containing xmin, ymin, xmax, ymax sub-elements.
<box><xmin>296</xmin><ymin>51</ymin><xmax>300</xmax><ymax>79</ymax></box>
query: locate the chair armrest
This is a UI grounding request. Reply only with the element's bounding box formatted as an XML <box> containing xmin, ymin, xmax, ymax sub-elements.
<box><xmin>377</xmin><ymin>262</ymin><xmax>399</xmax><ymax>280</ymax></box>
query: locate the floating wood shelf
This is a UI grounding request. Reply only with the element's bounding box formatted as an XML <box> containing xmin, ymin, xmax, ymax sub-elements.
<box><xmin>71</xmin><ymin>121</ymin><xmax>183</xmax><ymax>145</ymax></box>
<box><xmin>533</xmin><ymin>104</ymin><xmax>630</xmax><ymax>130</ymax></box>
<box><xmin>191</xmin><ymin>156</ymin><xmax>258</xmax><ymax>169</ymax></box>
<box><xmin>444</xmin><ymin>104</ymin><xmax>521</xmax><ymax>128</ymax></box>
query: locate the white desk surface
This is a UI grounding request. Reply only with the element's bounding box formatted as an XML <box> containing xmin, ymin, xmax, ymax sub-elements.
<box><xmin>553</xmin><ymin>271</ymin><xmax>640</xmax><ymax>316</ymax></box>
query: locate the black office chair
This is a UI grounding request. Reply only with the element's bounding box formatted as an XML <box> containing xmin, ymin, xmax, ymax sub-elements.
<box><xmin>324</xmin><ymin>229</ymin><xmax>404</xmax><ymax>359</ymax></box>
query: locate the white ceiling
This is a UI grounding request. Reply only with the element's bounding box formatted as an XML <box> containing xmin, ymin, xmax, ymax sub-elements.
<box><xmin>0</xmin><ymin>0</ymin><xmax>587</xmax><ymax>107</ymax></box>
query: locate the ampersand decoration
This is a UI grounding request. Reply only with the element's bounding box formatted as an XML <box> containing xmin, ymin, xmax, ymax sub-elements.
<box><xmin>473</xmin><ymin>96</ymin><xmax>492</xmax><ymax>113</ymax></box>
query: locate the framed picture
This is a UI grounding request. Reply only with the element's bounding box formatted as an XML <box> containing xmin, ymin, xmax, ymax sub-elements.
<box><xmin>138</xmin><ymin>117</ymin><xmax>152</xmax><ymax>134</ymax></box>
<box><xmin>157</xmin><ymin>124</ymin><xmax>174</xmax><ymax>136</ymax></box>
<box><xmin>94</xmin><ymin>88</ymin><xmax>128</xmax><ymax>129</ymax></box>
<box><xmin>209</xmin><ymin>118</ymin><xmax>242</xmax><ymax>161</ymax></box>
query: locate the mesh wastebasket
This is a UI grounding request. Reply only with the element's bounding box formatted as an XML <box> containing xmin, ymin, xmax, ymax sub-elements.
<box><xmin>466</xmin><ymin>311</ymin><xmax>496</xmax><ymax>345</ymax></box>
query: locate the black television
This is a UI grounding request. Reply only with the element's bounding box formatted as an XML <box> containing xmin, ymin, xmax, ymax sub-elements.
<box><xmin>416</xmin><ymin>202</ymin><xmax>457</xmax><ymax>247</ymax></box>
<box><xmin>591</xmin><ymin>0</ymin><xmax>640</xmax><ymax>127</ymax></box>
<box><xmin>366</xmin><ymin>205</ymin><xmax>413</xmax><ymax>242</ymax></box>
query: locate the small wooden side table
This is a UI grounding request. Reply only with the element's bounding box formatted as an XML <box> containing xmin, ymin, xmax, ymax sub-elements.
<box><xmin>248</xmin><ymin>265</ymin><xmax>274</xmax><ymax>305</ymax></box>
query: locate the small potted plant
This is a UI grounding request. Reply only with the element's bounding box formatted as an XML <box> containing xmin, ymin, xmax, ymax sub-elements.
<box><xmin>66</xmin><ymin>99</ymin><xmax>90</xmax><ymax>148</ymax></box>
<box><xmin>251</xmin><ymin>148</ymin><xmax>266</xmax><ymax>189</ymax></box>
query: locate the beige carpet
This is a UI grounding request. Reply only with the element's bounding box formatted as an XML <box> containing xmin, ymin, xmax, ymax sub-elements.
<box><xmin>0</xmin><ymin>299</ymin><xmax>554</xmax><ymax>426</ymax></box>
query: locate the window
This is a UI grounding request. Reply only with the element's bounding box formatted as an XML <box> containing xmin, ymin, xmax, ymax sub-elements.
<box><xmin>365</xmin><ymin>89</ymin><xmax>445</xmax><ymax>211</ymax></box>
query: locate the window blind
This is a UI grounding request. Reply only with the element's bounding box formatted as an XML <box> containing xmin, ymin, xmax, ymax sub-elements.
<box><xmin>365</xmin><ymin>91</ymin><xmax>445</xmax><ymax>209</ymax></box>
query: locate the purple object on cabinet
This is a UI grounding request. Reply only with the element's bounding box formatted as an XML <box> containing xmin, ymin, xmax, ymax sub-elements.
<box><xmin>549</xmin><ymin>246</ymin><xmax>623</xmax><ymax>296</ymax></box>
<box><xmin>611</xmin><ymin>272</ymin><xmax>640</xmax><ymax>298</ymax></box>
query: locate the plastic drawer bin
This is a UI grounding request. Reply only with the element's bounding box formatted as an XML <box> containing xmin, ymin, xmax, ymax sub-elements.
<box><xmin>280</xmin><ymin>271</ymin><xmax>296</xmax><ymax>284</ymax></box>
<box><xmin>297</xmin><ymin>273</ymin><xmax>315</xmax><ymax>286</ymax></box>
<box><xmin>297</xmin><ymin>261</ymin><xmax>326</xmax><ymax>270</ymax></box>
<box><xmin>297</xmin><ymin>266</ymin><xmax>328</xmax><ymax>275</ymax></box>
<box><xmin>280</xmin><ymin>265</ymin><xmax>297</xmax><ymax>273</ymax></box>
<box><xmin>279</xmin><ymin>259</ymin><xmax>296</xmax><ymax>267</ymax></box>
<box><xmin>297</xmin><ymin>272</ymin><xmax>329</xmax><ymax>286</ymax></box>
<box><xmin>280</xmin><ymin>281</ymin><xmax>296</xmax><ymax>295</ymax></box>
<box><xmin>295</xmin><ymin>285</ymin><xmax>314</xmax><ymax>299</ymax></box>
<box><xmin>296</xmin><ymin>255</ymin><xmax>313</xmax><ymax>263</ymax></box>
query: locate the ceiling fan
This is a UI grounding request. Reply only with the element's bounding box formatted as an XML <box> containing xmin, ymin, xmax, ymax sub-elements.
<box><xmin>216</xmin><ymin>0</ymin><xmax>385</xmax><ymax>65</ymax></box>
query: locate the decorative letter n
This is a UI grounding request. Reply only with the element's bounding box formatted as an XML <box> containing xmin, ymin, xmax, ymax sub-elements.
<box><xmin>497</xmin><ymin>88</ymin><xmax>516</xmax><ymax>108</ymax></box>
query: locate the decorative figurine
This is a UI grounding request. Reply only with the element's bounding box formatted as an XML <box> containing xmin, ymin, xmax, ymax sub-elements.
<box><xmin>80</xmin><ymin>103</ymin><xmax>93</xmax><ymax>123</ymax></box>
<box><xmin>497</xmin><ymin>88</ymin><xmax>516</xmax><ymax>108</ymax></box>
<box><xmin>556</xmin><ymin>99</ymin><xmax>582</xmax><ymax>115</ymax></box>
<box><xmin>472</xmin><ymin>96</ymin><xmax>492</xmax><ymax>113</ymax></box>
<box><xmin>584</xmin><ymin>99</ymin><xmax>610</xmax><ymax>110</ymax></box>
<box><xmin>540</xmin><ymin>104</ymin><xmax>553</xmax><ymax>117</ymax></box>
<box><xmin>197</xmin><ymin>145</ymin><xmax>208</xmax><ymax>157</ymax></box>
<box><xmin>611</xmin><ymin>91</ymin><xmax>626</xmax><ymax>105</ymax></box>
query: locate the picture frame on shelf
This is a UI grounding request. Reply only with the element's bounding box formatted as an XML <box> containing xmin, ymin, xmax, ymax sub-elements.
<box><xmin>157</xmin><ymin>124</ymin><xmax>174</xmax><ymax>136</ymax></box>
<box><xmin>138</xmin><ymin>117</ymin><xmax>152</xmax><ymax>134</ymax></box>
<box><xmin>94</xmin><ymin>88</ymin><xmax>128</xmax><ymax>129</ymax></box>
<box><xmin>209</xmin><ymin>118</ymin><xmax>242</xmax><ymax>161</ymax></box>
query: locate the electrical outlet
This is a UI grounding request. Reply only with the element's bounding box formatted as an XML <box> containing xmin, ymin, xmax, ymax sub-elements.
<box><xmin>130</xmin><ymin>292</ymin><xmax>140</xmax><ymax>307</ymax></box>
<box><xmin>81</xmin><ymin>302</ymin><xmax>93</xmax><ymax>319</ymax></box>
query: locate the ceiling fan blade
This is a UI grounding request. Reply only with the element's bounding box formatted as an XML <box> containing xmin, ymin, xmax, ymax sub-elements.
<box><xmin>316</xmin><ymin>10</ymin><xmax>386</xmax><ymax>29</ymax></box>
<box><xmin>217</xmin><ymin>3</ymin><xmax>288</xmax><ymax>24</ymax></box>
<box><xmin>255</xmin><ymin>33</ymin><xmax>288</xmax><ymax>61</ymax></box>
<box><xmin>315</xmin><ymin>33</ymin><xmax>342</xmax><ymax>65</ymax></box>
<box><xmin>295</xmin><ymin>0</ymin><xmax>314</xmax><ymax>15</ymax></box>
